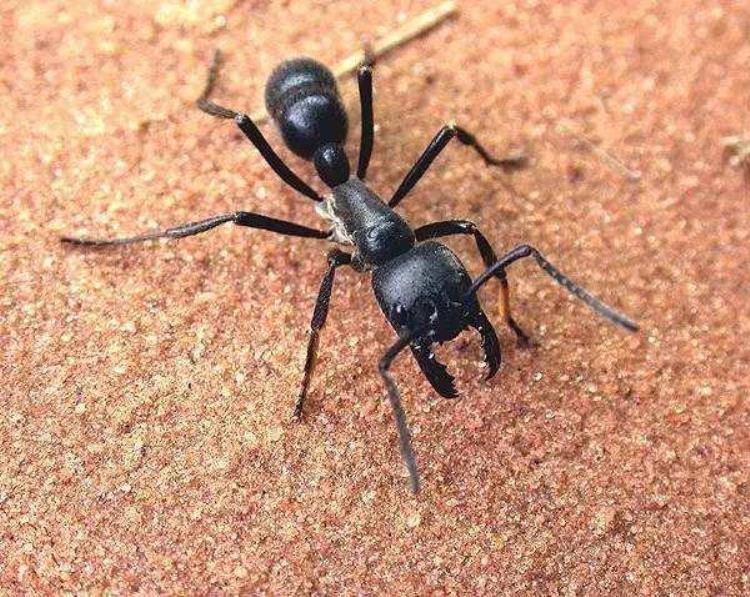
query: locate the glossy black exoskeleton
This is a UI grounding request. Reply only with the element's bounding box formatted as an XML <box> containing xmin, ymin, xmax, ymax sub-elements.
<box><xmin>62</xmin><ymin>51</ymin><xmax>638</xmax><ymax>493</ymax></box>
<box><xmin>265</xmin><ymin>58</ymin><xmax>350</xmax><ymax>186</ymax></box>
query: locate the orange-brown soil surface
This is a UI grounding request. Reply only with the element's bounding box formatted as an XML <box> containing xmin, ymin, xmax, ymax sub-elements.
<box><xmin>2</xmin><ymin>0</ymin><xmax>749</xmax><ymax>593</ymax></box>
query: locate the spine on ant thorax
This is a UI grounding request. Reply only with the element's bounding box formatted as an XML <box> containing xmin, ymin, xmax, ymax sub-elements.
<box><xmin>264</xmin><ymin>58</ymin><xmax>348</xmax><ymax>160</ymax></box>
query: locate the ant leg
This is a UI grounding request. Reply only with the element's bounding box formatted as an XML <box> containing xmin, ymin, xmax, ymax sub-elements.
<box><xmin>389</xmin><ymin>124</ymin><xmax>527</xmax><ymax>208</ymax></box>
<box><xmin>379</xmin><ymin>328</ymin><xmax>420</xmax><ymax>494</ymax></box>
<box><xmin>414</xmin><ymin>220</ymin><xmax>531</xmax><ymax>346</ymax></box>
<box><xmin>196</xmin><ymin>51</ymin><xmax>324</xmax><ymax>203</ymax></box>
<box><xmin>497</xmin><ymin>276</ymin><xmax>531</xmax><ymax>346</ymax></box>
<box><xmin>356</xmin><ymin>56</ymin><xmax>375</xmax><ymax>180</ymax></box>
<box><xmin>294</xmin><ymin>249</ymin><xmax>352</xmax><ymax>419</ymax></box>
<box><xmin>61</xmin><ymin>212</ymin><xmax>329</xmax><ymax>247</ymax></box>
<box><xmin>465</xmin><ymin>244</ymin><xmax>639</xmax><ymax>332</ymax></box>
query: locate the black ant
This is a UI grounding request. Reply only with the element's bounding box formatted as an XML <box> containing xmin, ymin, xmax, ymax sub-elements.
<box><xmin>62</xmin><ymin>52</ymin><xmax>638</xmax><ymax>493</ymax></box>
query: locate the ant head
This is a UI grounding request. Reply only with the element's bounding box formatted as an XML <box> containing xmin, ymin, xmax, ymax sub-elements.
<box><xmin>373</xmin><ymin>242</ymin><xmax>474</xmax><ymax>343</ymax></box>
<box><xmin>314</xmin><ymin>143</ymin><xmax>350</xmax><ymax>188</ymax></box>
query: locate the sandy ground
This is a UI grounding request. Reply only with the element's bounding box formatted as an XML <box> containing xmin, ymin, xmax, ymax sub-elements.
<box><xmin>2</xmin><ymin>0</ymin><xmax>749</xmax><ymax>593</ymax></box>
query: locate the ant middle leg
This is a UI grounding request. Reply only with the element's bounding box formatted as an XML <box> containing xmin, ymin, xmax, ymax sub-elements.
<box><xmin>196</xmin><ymin>51</ymin><xmax>324</xmax><ymax>203</ymax></box>
<box><xmin>414</xmin><ymin>219</ymin><xmax>532</xmax><ymax>346</ymax></box>
<box><xmin>389</xmin><ymin>124</ymin><xmax>527</xmax><ymax>208</ymax></box>
<box><xmin>294</xmin><ymin>249</ymin><xmax>353</xmax><ymax>419</ymax></box>
<box><xmin>61</xmin><ymin>211</ymin><xmax>330</xmax><ymax>247</ymax></box>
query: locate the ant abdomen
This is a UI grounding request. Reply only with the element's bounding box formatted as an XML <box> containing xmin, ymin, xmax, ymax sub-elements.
<box><xmin>265</xmin><ymin>58</ymin><xmax>348</xmax><ymax>160</ymax></box>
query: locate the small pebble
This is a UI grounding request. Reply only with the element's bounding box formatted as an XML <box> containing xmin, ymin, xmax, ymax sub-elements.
<box><xmin>406</xmin><ymin>512</ymin><xmax>422</xmax><ymax>528</ymax></box>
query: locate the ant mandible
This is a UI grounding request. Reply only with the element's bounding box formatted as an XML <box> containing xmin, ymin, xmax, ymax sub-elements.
<box><xmin>62</xmin><ymin>51</ymin><xmax>638</xmax><ymax>493</ymax></box>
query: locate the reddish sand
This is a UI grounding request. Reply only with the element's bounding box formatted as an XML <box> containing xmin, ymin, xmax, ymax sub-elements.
<box><xmin>2</xmin><ymin>0</ymin><xmax>749</xmax><ymax>593</ymax></box>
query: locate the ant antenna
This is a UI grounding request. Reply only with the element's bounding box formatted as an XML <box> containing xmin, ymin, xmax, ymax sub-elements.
<box><xmin>465</xmin><ymin>244</ymin><xmax>638</xmax><ymax>332</ymax></box>
<box><xmin>379</xmin><ymin>329</ymin><xmax>421</xmax><ymax>494</ymax></box>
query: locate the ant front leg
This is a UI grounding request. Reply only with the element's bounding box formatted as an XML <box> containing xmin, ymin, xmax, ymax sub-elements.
<box><xmin>294</xmin><ymin>249</ymin><xmax>353</xmax><ymax>419</ymax></box>
<box><xmin>414</xmin><ymin>220</ymin><xmax>532</xmax><ymax>347</ymax></box>
<box><xmin>389</xmin><ymin>124</ymin><xmax>527</xmax><ymax>208</ymax></box>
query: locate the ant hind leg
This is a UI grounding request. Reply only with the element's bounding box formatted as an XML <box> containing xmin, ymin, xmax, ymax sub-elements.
<box><xmin>356</xmin><ymin>52</ymin><xmax>375</xmax><ymax>180</ymax></box>
<box><xmin>195</xmin><ymin>51</ymin><xmax>324</xmax><ymax>203</ymax></box>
